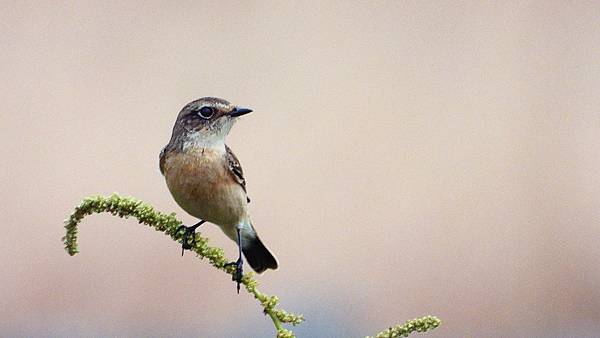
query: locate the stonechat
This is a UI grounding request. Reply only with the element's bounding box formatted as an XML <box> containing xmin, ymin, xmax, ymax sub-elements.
<box><xmin>160</xmin><ymin>97</ymin><xmax>278</xmax><ymax>290</ymax></box>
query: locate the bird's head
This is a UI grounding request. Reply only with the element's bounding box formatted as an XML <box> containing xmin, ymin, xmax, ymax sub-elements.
<box><xmin>173</xmin><ymin>97</ymin><xmax>252</xmax><ymax>145</ymax></box>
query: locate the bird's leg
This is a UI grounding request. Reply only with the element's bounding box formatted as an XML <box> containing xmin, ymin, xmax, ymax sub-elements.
<box><xmin>176</xmin><ymin>220</ymin><xmax>206</xmax><ymax>256</ymax></box>
<box><xmin>224</xmin><ymin>227</ymin><xmax>244</xmax><ymax>293</ymax></box>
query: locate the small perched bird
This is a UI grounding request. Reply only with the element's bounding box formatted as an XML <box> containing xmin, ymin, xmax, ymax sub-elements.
<box><xmin>159</xmin><ymin>97</ymin><xmax>278</xmax><ymax>291</ymax></box>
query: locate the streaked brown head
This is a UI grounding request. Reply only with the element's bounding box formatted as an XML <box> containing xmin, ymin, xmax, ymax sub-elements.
<box><xmin>165</xmin><ymin>97</ymin><xmax>252</xmax><ymax>150</ymax></box>
<box><xmin>175</xmin><ymin>97</ymin><xmax>252</xmax><ymax>134</ymax></box>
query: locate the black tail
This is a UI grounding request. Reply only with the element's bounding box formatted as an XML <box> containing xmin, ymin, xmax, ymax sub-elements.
<box><xmin>243</xmin><ymin>236</ymin><xmax>278</xmax><ymax>273</ymax></box>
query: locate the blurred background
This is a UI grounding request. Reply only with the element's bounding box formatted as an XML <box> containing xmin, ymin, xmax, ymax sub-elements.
<box><xmin>2</xmin><ymin>1</ymin><xmax>600</xmax><ymax>337</ymax></box>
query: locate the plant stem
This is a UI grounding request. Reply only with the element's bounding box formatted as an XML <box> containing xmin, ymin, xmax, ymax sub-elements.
<box><xmin>62</xmin><ymin>193</ymin><xmax>440</xmax><ymax>338</ymax></box>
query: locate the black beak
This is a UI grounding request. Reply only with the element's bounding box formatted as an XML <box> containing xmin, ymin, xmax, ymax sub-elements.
<box><xmin>229</xmin><ymin>107</ymin><xmax>253</xmax><ymax>117</ymax></box>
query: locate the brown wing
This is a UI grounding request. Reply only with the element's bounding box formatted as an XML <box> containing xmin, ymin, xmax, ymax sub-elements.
<box><xmin>225</xmin><ymin>144</ymin><xmax>251</xmax><ymax>203</ymax></box>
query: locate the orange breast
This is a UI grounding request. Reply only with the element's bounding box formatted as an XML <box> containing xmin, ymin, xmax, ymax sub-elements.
<box><xmin>163</xmin><ymin>148</ymin><xmax>247</xmax><ymax>226</ymax></box>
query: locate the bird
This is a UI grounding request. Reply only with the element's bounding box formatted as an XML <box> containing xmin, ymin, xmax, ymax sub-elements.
<box><xmin>159</xmin><ymin>97</ymin><xmax>278</xmax><ymax>291</ymax></box>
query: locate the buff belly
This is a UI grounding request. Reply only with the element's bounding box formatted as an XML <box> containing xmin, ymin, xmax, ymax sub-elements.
<box><xmin>163</xmin><ymin>149</ymin><xmax>248</xmax><ymax>227</ymax></box>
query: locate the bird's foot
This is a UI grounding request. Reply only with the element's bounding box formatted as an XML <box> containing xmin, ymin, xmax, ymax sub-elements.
<box><xmin>176</xmin><ymin>220</ymin><xmax>205</xmax><ymax>256</ymax></box>
<box><xmin>224</xmin><ymin>258</ymin><xmax>244</xmax><ymax>293</ymax></box>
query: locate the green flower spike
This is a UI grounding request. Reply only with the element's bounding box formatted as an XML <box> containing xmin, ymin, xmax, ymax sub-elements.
<box><xmin>63</xmin><ymin>194</ymin><xmax>440</xmax><ymax>338</ymax></box>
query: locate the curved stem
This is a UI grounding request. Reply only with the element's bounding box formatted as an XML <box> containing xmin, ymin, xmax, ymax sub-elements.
<box><xmin>62</xmin><ymin>194</ymin><xmax>303</xmax><ymax>337</ymax></box>
<box><xmin>62</xmin><ymin>194</ymin><xmax>440</xmax><ymax>338</ymax></box>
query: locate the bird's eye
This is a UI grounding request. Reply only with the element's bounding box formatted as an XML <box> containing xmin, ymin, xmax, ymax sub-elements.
<box><xmin>198</xmin><ymin>106</ymin><xmax>214</xmax><ymax>119</ymax></box>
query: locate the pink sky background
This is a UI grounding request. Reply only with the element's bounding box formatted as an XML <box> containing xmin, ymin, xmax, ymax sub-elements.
<box><xmin>2</xmin><ymin>1</ymin><xmax>600</xmax><ymax>337</ymax></box>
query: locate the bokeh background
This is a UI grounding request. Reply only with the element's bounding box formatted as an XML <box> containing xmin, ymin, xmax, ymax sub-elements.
<box><xmin>2</xmin><ymin>1</ymin><xmax>600</xmax><ymax>337</ymax></box>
